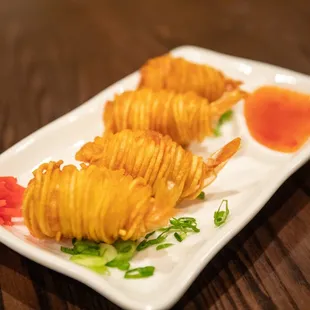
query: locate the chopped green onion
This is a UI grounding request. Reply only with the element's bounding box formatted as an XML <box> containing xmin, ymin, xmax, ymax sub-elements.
<box><xmin>113</xmin><ymin>240</ymin><xmax>136</xmax><ymax>260</ymax></box>
<box><xmin>70</xmin><ymin>254</ymin><xmax>108</xmax><ymax>273</ymax></box>
<box><xmin>213</xmin><ymin>110</ymin><xmax>233</xmax><ymax>137</ymax></box>
<box><xmin>74</xmin><ymin>240</ymin><xmax>99</xmax><ymax>249</ymax></box>
<box><xmin>174</xmin><ymin>232</ymin><xmax>186</xmax><ymax>242</ymax></box>
<box><xmin>106</xmin><ymin>260</ymin><xmax>130</xmax><ymax>271</ymax></box>
<box><xmin>214</xmin><ymin>199</ymin><xmax>230</xmax><ymax>227</ymax></box>
<box><xmin>80</xmin><ymin>248</ymin><xmax>100</xmax><ymax>256</ymax></box>
<box><xmin>220</xmin><ymin>110</ymin><xmax>233</xmax><ymax>122</ymax></box>
<box><xmin>99</xmin><ymin>244</ymin><xmax>117</xmax><ymax>262</ymax></box>
<box><xmin>197</xmin><ymin>191</ymin><xmax>205</xmax><ymax>200</ymax></box>
<box><xmin>74</xmin><ymin>240</ymin><xmax>100</xmax><ymax>249</ymax></box>
<box><xmin>75</xmin><ymin>244</ymin><xmax>91</xmax><ymax>253</ymax></box>
<box><xmin>137</xmin><ymin>236</ymin><xmax>166</xmax><ymax>251</ymax></box>
<box><xmin>137</xmin><ymin>217</ymin><xmax>200</xmax><ymax>251</ymax></box>
<box><xmin>61</xmin><ymin>239</ymin><xmax>102</xmax><ymax>257</ymax></box>
<box><xmin>156</xmin><ymin>243</ymin><xmax>173</xmax><ymax>250</ymax></box>
<box><xmin>89</xmin><ymin>265</ymin><xmax>109</xmax><ymax>275</ymax></box>
<box><xmin>157</xmin><ymin>228</ymin><xmax>167</xmax><ymax>232</ymax></box>
<box><xmin>145</xmin><ymin>231</ymin><xmax>156</xmax><ymax>239</ymax></box>
<box><xmin>106</xmin><ymin>240</ymin><xmax>136</xmax><ymax>271</ymax></box>
<box><xmin>61</xmin><ymin>246</ymin><xmax>78</xmax><ymax>255</ymax></box>
<box><xmin>124</xmin><ymin>266</ymin><xmax>155</xmax><ymax>279</ymax></box>
<box><xmin>213</xmin><ymin>127</ymin><xmax>221</xmax><ymax>137</ymax></box>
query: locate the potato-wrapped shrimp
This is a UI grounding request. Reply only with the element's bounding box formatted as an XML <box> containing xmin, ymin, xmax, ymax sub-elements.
<box><xmin>103</xmin><ymin>88</ymin><xmax>245</xmax><ymax>145</ymax></box>
<box><xmin>76</xmin><ymin>130</ymin><xmax>241</xmax><ymax>200</ymax></box>
<box><xmin>139</xmin><ymin>54</ymin><xmax>242</xmax><ymax>102</ymax></box>
<box><xmin>23</xmin><ymin>161</ymin><xmax>180</xmax><ymax>244</ymax></box>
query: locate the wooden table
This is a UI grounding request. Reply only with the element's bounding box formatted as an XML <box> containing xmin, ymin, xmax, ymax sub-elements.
<box><xmin>0</xmin><ymin>1</ymin><xmax>309</xmax><ymax>309</ymax></box>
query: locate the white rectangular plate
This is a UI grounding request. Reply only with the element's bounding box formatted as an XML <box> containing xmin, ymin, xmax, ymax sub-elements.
<box><xmin>0</xmin><ymin>46</ymin><xmax>309</xmax><ymax>310</ymax></box>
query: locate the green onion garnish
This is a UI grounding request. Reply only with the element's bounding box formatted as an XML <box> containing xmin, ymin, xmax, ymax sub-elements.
<box><xmin>80</xmin><ymin>248</ymin><xmax>100</xmax><ymax>256</ymax></box>
<box><xmin>214</xmin><ymin>199</ymin><xmax>230</xmax><ymax>227</ymax></box>
<box><xmin>74</xmin><ymin>240</ymin><xmax>100</xmax><ymax>249</ymax></box>
<box><xmin>213</xmin><ymin>110</ymin><xmax>233</xmax><ymax>137</ymax></box>
<box><xmin>197</xmin><ymin>191</ymin><xmax>205</xmax><ymax>200</ymax></box>
<box><xmin>124</xmin><ymin>266</ymin><xmax>155</xmax><ymax>279</ymax></box>
<box><xmin>174</xmin><ymin>231</ymin><xmax>186</xmax><ymax>242</ymax></box>
<box><xmin>61</xmin><ymin>239</ymin><xmax>101</xmax><ymax>256</ymax></box>
<box><xmin>156</xmin><ymin>243</ymin><xmax>173</xmax><ymax>250</ymax></box>
<box><xmin>61</xmin><ymin>246</ymin><xmax>78</xmax><ymax>255</ymax></box>
<box><xmin>137</xmin><ymin>236</ymin><xmax>166</xmax><ymax>251</ymax></box>
<box><xmin>213</xmin><ymin>127</ymin><xmax>221</xmax><ymax>137</ymax></box>
<box><xmin>137</xmin><ymin>217</ymin><xmax>200</xmax><ymax>251</ymax></box>
<box><xmin>99</xmin><ymin>244</ymin><xmax>117</xmax><ymax>261</ymax></box>
<box><xmin>106</xmin><ymin>240</ymin><xmax>136</xmax><ymax>271</ymax></box>
<box><xmin>106</xmin><ymin>260</ymin><xmax>130</xmax><ymax>271</ymax></box>
<box><xmin>70</xmin><ymin>255</ymin><xmax>108</xmax><ymax>274</ymax></box>
<box><xmin>145</xmin><ymin>231</ymin><xmax>156</xmax><ymax>239</ymax></box>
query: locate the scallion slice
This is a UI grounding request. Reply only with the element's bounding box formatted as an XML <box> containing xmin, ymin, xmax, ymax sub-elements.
<box><xmin>214</xmin><ymin>199</ymin><xmax>230</xmax><ymax>227</ymax></box>
<box><xmin>124</xmin><ymin>266</ymin><xmax>155</xmax><ymax>279</ymax></box>
<box><xmin>174</xmin><ymin>232</ymin><xmax>186</xmax><ymax>242</ymax></box>
<box><xmin>197</xmin><ymin>191</ymin><xmax>205</xmax><ymax>200</ymax></box>
<box><xmin>156</xmin><ymin>243</ymin><xmax>173</xmax><ymax>250</ymax></box>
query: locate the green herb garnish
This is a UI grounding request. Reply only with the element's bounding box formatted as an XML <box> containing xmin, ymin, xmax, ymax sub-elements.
<box><xmin>213</xmin><ymin>110</ymin><xmax>233</xmax><ymax>136</ymax></box>
<box><xmin>69</xmin><ymin>255</ymin><xmax>109</xmax><ymax>274</ymax></box>
<box><xmin>124</xmin><ymin>266</ymin><xmax>155</xmax><ymax>279</ymax></box>
<box><xmin>174</xmin><ymin>231</ymin><xmax>186</xmax><ymax>242</ymax></box>
<box><xmin>61</xmin><ymin>240</ymin><xmax>117</xmax><ymax>273</ymax></box>
<box><xmin>61</xmin><ymin>246</ymin><xmax>78</xmax><ymax>255</ymax></box>
<box><xmin>137</xmin><ymin>236</ymin><xmax>167</xmax><ymax>251</ymax></box>
<box><xmin>145</xmin><ymin>231</ymin><xmax>156</xmax><ymax>239</ymax></box>
<box><xmin>106</xmin><ymin>240</ymin><xmax>136</xmax><ymax>271</ymax></box>
<box><xmin>106</xmin><ymin>260</ymin><xmax>130</xmax><ymax>271</ymax></box>
<box><xmin>137</xmin><ymin>217</ymin><xmax>200</xmax><ymax>251</ymax></box>
<box><xmin>80</xmin><ymin>248</ymin><xmax>100</xmax><ymax>256</ymax></box>
<box><xmin>61</xmin><ymin>240</ymin><xmax>100</xmax><ymax>256</ymax></box>
<box><xmin>197</xmin><ymin>191</ymin><xmax>205</xmax><ymax>200</ymax></box>
<box><xmin>214</xmin><ymin>199</ymin><xmax>230</xmax><ymax>227</ymax></box>
<box><xmin>156</xmin><ymin>243</ymin><xmax>174</xmax><ymax>250</ymax></box>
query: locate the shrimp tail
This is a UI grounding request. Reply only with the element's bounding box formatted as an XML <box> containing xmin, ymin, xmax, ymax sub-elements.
<box><xmin>225</xmin><ymin>77</ymin><xmax>243</xmax><ymax>92</ymax></box>
<box><xmin>206</xmin><ymin>137</ymin><xmax>241</xmax><ymax>175</ymax></box>
<box><xmin>210</xmin><ymin>90</ymin><xmax>248</xmax><ymax>116</ymax></box>
<box><xmin>145</xmin><ymin>179</ymin><xmax>181</xmax><ymax>231</ymax></box>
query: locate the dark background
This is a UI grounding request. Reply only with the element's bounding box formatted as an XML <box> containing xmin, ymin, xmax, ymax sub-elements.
<box><xmin>0</xmin><ymin>1</ymin><xmax>309</xmax><ymax>309</ymax></box>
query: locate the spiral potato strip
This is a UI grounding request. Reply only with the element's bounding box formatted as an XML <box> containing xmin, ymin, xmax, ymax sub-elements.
<box><xmin>103</xmin><ymin>88</ymin><xmax>245</xmax><ymax>146</ymax></box>
<box><xmin>23</xmin><ymin>161</ymin><xmax>179</xmax><ymax>244</ymax></box>
<box><xmin>139</xmin><ymin>54</ymin><xmax>242</xmax><ymax>102</ymax></box>
<box><xmin>76</xmin><ymin>130</ymin><xmax>241</xmax><ymax>200</ymax></box>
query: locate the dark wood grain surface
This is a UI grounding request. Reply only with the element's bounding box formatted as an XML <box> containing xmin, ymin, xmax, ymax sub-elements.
<box><xmin>0</xmin><ymin>1</ymin><xmax>309</xmax><ymax>309</ymax></box>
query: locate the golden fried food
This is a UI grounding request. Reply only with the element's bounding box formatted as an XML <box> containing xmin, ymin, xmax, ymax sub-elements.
<box><xmin>139</xmin><ymin>54</ymin><xmax>242</xmax><ymax>102</ymax></box>
<box><xmin>103</xmin><ymin>88</ymin><xmax>246</xmax><ymax>145</ymax></box>
<box><xmin>23</xmin><ymin>161</ymin><xmax>180</xmax><ymax>244</ymax></box>
<box><xmin>76</xmin><ymin>130</ymin><xmax>241</xmax><ymax>200</ymax></box>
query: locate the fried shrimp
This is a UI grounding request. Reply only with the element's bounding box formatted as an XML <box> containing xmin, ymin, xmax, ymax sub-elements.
<box><xmin>76</xmin><ymin>130</ymin><xmax>241</xmax><ymax>201</ymax></box>
<box><xmin>103</xmin><ymin>88</ymin><xmax>246</xmax><ymax>145</ymax></box>
<box><xmin>139</xmin><ymin>54</ymin><xmax>242</xmax><ymax>102</ymax></box>
<box><xmin>22</xmin><ymin>161</ymin><xmax>180</xmax><ymax>244</ymax></box>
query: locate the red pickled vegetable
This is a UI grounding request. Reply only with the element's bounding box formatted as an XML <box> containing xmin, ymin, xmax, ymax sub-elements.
<box><xmin>0</xmin><ymin>177</ymin><xmax>25</xmax><ymax>225</ymax></box>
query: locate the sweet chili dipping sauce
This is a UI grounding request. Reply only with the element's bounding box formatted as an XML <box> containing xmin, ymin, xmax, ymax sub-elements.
<box><xmin>244</xmin><ymin>86</ymin><xmax>310</xmax><ymax>153</ymax></box>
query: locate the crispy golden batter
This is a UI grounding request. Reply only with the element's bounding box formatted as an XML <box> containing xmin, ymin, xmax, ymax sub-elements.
<box><xmin>76</xmin><ymin>130</ymin><xmax>241</xmax><ymax>201</ymax></box>
<box><xmin>139</xmin><ymin>54</ymin><xmax>242</xmax><ymax>102</ymax></box>
<box><xmin>103</xmin><ymin>88</ymin><xmax>246</xmax><ymax>145</ymax></box>
<box><xmin>23</xmin><ymin>161</ymin><xmax>180</xmax><ymax>244</ymax></box>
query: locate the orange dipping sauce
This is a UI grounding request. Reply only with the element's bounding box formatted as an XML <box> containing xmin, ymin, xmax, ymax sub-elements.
<box><xmin>244</xmin><ymin>86</ymin><xmax>310</xmax><ymax>153</ymax></box>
